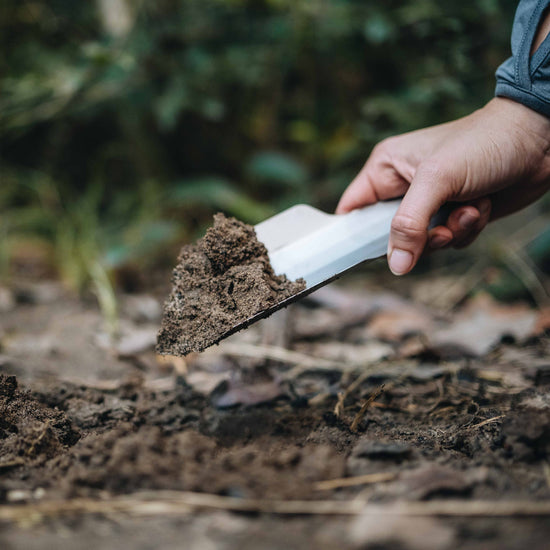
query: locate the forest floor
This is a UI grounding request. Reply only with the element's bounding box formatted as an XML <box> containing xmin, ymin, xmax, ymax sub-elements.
<box><xmin>1</xmin><ymin>267</ymin><xmax>549</xmax><ymax>550</ymax></box>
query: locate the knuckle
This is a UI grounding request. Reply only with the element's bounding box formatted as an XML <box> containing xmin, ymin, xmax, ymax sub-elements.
<box><xmin>391</xmin><ymin>213</ymin><xmax>425</xmax><ymax>240</ymax></box>
<box><xmin>372</xmin><ymin>136</ymin><xmax>398</xmax><ymax>157</ymax></box>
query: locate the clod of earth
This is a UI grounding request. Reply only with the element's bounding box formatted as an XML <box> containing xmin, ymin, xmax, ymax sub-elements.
<box><xmin>0</xmin><ymin>375</ymin><xmax>80</xmax><ymax>466</ymax></box>
<box><xmin>157</xmin><ymin>213</ymin><xmax>305</xmax><ymax>356</ymax></box>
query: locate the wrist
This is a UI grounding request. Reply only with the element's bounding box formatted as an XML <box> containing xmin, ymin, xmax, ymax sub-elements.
<box><xmin>487</xmin><ymin>97</ymin><xmax>550</xmax><ymax>137</ymax></box>
<box><xmin>487</xmin><ymin>97</ymin><xmax>550</xmax><ymax>210</ymax></box>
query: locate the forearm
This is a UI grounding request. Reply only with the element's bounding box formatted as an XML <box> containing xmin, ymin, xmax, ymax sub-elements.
<box><xmin>532</xmin><ymin>5</ymin><xmax>550</xmax><ymax>53</ymax></box>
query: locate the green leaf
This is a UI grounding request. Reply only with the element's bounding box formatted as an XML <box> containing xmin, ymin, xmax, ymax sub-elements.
<box><xmin>363</xmin><ymin>15</ymin><xmax>395</xmax><ymax>44</ymax></box>
<box><xmin>246</xmin><ymin>152</ymin><xmax>308</xmax><ymax>187</ymax></box>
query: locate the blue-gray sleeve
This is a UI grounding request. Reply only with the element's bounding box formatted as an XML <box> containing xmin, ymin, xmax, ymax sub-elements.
<box><xmin>495</xmin><ymin>0</ymin><xmax>550</xmax><ymax>117</ymax></box>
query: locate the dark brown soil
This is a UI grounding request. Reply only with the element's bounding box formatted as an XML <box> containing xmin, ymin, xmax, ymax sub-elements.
<box><xmin>157</xmin><ymin>213</ymin><xmax>305</xmax><ymax>356</ymax></box>
<box><xmin>0</xmin><ymin>375</ymin><xmax>79</xmax><ymax>468</ymax></box>
<box><xmin>1</xmin><ymin>279</ymin><xmax>549</xmax><ymax>549</ymax></box>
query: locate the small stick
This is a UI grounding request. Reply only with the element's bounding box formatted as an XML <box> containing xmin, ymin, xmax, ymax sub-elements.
<box><xmin>350</xmin><ymin>384</ymin><xmax>385</xmax><ymax>432</ymax></box>
<box><xmin>2</xmin><ymin>493</ymin><xmax>550</xmax><ymax>521</ymax></box>
<box><xmin>314</xmin><ymin>472</ymin><xmax>398</xmax><ymax>491</ymax></box>
<box><xmin>334</xmin><ymin>369</ymin><xmax>379</xmax><ymax>419</ymax></box>
<box><xmin>205</xmin><ymin>342</ymin><xmax>340</xmax><ymax>371</ymax></box>
<box><xmin>333</xmin><ymin>391</ymin><xmax>346</xmax><ymax>418</ymax></box>
<box><xmin>467</xmin><ymin>415</ymin><xmax>506</xmax><ymax>430</ymax></box>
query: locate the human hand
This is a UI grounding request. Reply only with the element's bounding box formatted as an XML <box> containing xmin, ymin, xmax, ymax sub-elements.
<box><xmin>336</xmin><ymin>97</ymin><xmax>550</xmax><ymax>275</ymax></box>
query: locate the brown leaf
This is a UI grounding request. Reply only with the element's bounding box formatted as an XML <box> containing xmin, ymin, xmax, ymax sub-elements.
<box><xmin>211</xmin><ymin>377</ymin><xmax>283</xmax><ymax>408</ymax></box>
<box><xmin>429</xmin><ymin>293</ymin><xmax>537</xmax><ymax>356</ymax></box>
<box><xmin>383</xmin><ymin>464</ymin><xmax>488</xmax><ymax>500</ymax></box>
<box><xmin>115</xmin><ymin>327</ymin><xmax>158</xmax><ymax>357</ymax></box>
<box><xmin>365</xmin><ymin>307</ymin><xmax>434</xmax><ymax>341</ymax></box>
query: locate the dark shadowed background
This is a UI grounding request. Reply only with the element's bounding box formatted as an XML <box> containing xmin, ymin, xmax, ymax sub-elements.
<box><xmin>2</xmin><ymin>0</ymin><xmax>549</xmax><ymax>320</ymax></box>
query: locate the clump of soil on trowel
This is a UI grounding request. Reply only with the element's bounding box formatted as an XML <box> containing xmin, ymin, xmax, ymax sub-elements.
<box><xmin>157</xmin><ymin>213</ymin><xmax>305</xmax><ymax>356</ymax></box>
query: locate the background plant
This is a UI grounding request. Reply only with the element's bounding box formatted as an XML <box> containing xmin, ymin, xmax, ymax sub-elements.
<box><xmin>3</xmin><ymin>0</ymin><xmax>547</xmax><ymax>315</ymax></box>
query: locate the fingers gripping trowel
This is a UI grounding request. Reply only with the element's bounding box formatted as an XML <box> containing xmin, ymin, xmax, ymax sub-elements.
<box><xmin>217</xmin><ymin>199</ymin><xmax>402</xmax><ymax>341</ymax></box>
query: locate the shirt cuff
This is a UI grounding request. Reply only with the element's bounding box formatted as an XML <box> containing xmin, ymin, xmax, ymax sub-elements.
<box><xmin>495</xmin><ymin>81</ymin><xmax>550</xmax><ymax>117</ymax></box>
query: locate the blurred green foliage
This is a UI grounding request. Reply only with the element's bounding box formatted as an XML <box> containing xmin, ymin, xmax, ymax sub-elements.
<box><xmin>1</xmin><ymin>0</ymin><xmax>528</xmax><ymax>303</ymax></box>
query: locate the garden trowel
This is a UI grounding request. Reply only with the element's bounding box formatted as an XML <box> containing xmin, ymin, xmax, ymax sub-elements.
<box><xmin>221</xmin><ymin>199</ymin><xmax>402</xmax><ymax>339</ymax></box>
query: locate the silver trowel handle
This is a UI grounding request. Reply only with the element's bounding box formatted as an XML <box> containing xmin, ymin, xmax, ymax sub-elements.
<box><xmin>255</xmin><ymin>200</ymin><xmax>401</xmax><ymax>289</ymax></box>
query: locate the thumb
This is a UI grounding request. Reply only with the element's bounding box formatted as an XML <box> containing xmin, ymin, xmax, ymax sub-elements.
<box><xmin>388</xmin><ymin>165</ymin><xmax>448</xmax><ymax>275</ymax></box>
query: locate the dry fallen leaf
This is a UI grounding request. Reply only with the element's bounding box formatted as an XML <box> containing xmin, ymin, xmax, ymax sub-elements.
<box><xmin>365</xmin><ymin>306</ymin><xmax>434</xmax><ymax>341</ymax></box>
<box><xmin>186</xmin><ymin>370</ymin><xmax>229</xmax><ymax>395</ymax></box>
<box><xmin>115</xmin><ymin>327</ymin><xmax>158</xmax><ymax>357</ymax></box>
<box><xmin>429</xmin><ymin>293</ymin><xmax>537</xmax><ymax>356</ymax></box>
<box><xmin>211</xmin><ymin>377</ymin><xmax>284</xmax><ymax>408</ymax></box>
<box><xmin>296</xmin><ymin>341</ymin><xmax>394</xmax><ymax>365</ymax></box>
<box><xmin>381</xmin><ymin>464</ymin><xmax>488</xmax><ymax>501</ymax></box>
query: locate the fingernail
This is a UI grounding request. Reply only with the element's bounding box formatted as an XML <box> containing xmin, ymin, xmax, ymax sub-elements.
<box><xmin>458</xmin><ymin>211</ymin><xmax>478</xmax><ymax>230</ymax></box>
<box><xmin>389</xmin><ymin>249</ymin><xmax>413</xmax><ymax>275</ymax></box>
<box><xmin>430</xmin><ymin>235</ymin><xmax>450</xmax><ymax>249</ymax></box>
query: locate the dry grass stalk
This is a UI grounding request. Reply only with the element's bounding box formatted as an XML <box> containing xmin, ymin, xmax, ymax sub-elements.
<box><xmin>314</xmin><ymin>472</ymin><xmax>398</xmax><ymax>491</ymax></box>
<box><xmin>350</xmin><ymin>384</ymin><xmax>385</xmax><ymax>432</ymax></box>
<box><xmin>333</xmin><ymin>391</ymin><xmax>346</xmax><ymax>418</ymax></box>
<box><xmin>467</xmin><ymin>415</ymin><xmax>506</xmax><ymax>430</ymax></box>
<box><xmin>205</xmin><ymin>342</ymin><xmax>338</xmax><ymax>370</ymax></box>
<box><xmin>204</xmin><ymin>342</ymin><xmax>385</xmax><ymax>380</ymax></box>
<box><xmin>1</xmin><ymin>493</ymin><xmax>550</xmax><ymax>523</ymax></box>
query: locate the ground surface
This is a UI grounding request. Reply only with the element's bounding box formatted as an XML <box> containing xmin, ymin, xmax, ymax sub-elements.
<box><xmin>0</xmin><ymin>271</ymin><xmax>549</xmax><ymax>550</ymax></box>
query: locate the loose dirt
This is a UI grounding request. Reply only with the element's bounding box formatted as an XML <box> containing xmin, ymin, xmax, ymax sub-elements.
<box><xmin>1</xmin><ymin>280</ymin><xmax>549</xmax><ymax>549</ymax></box>
<box><xmin>0</xmin><ymin>375</ymin><xmax>79</xmax><ymax>468</ymax></box>
<box><xmin>157</xmin><ymin>213</ymin><xmax>305</xmax><ymax>356</ymax></box>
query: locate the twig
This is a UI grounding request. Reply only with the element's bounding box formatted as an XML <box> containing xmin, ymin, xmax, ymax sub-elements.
<box><xmin>426</xmin><ymin>379</ymin><xmax>445</xmax><ymax>415</ymax></box>
<box><xmin>314</xmin><ymin>472</ymin><xmax>398</xmax><ymax>491</ymax></box>
<box><xmin>467</xmin><ymin>415</ymin><xmax>506</xmax><ymax>430</ymax></box>
<box><xmin>334</xmin><ymin>369</ymin><xmax>383</xmax><ymax>417</ymax></box>
<box><xmin>333</xmin><ymin>391</ymin><xmax>346</xmax><ymax>419</ymax></box>
<box><xmin>350</xmin><ymin>384</ymin><xmax>385</xmax><ymax>432</ymax></box>
<box><xmin>204</xmin><ymin>342</ymin><xmax>391</xmax><ymax>381</ymax></box>
<box><xmin>342</xmin><ymin>369</ymin><xmax>375</xmax><ymax>400</ymax></box>
<box><xmin>204</xmin><ymin>343</ymin><xmax>340</xmax><ymax>371</ymax></box>
<box><xmin>1</xmin><ymin>492</ymin><xmax>550</xmax><ymax>521</ymax></box>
